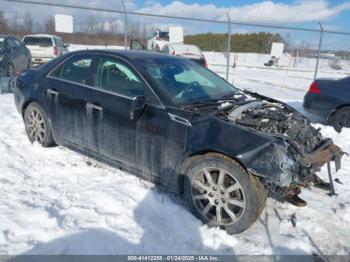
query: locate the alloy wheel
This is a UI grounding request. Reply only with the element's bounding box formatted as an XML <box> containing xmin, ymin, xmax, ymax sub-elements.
<box><xmin>191</xmin><ymin>167</ymin><xmax>246</xmax><ymax>226</ymax></box>
<box><xmin>25</xmin><ymin>108</ymin><xmax>46</xmax><ymax>144</ymax></box>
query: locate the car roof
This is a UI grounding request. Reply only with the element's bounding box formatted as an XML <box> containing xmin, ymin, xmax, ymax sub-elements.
<box><xmin>23</xmin><ymin>34</ymin><xmax>58</xmax><ymax>38</ymax></box>
<box><xmin>68</xmin><ymin>49</ymin><xmax>188</xmax><ymax>61</ymax></box>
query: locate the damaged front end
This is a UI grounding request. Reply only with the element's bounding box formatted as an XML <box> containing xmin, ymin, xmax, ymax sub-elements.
<box><xmin>221</xmin><ymin>97</ymin><xmax>345</xmax><ymax>199</ymax></box>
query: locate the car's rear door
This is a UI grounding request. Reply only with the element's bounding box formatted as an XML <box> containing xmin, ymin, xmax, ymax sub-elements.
<box><xmin>45</xmin><ymin>54</ymin><xmax>94</xmax><ymax>145</ymax></box>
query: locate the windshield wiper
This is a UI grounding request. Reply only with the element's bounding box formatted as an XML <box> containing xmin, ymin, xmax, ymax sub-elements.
<box><xmin>180</xmin><ymin>97</ymin><xmax>239</xmax><ymax>110</ymax></box>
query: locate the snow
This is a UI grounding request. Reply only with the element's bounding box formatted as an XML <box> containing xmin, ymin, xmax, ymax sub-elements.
<box><xmin>1</xmin><ymin>51</ymin><xmax>350</xmax><ymax>256</ymax></box>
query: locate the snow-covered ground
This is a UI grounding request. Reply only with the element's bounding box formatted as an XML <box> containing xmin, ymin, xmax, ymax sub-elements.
<box><xmin>0</xmin><ymin>54</ymin><xmax>350</xmax><ymax>256</ymax></box>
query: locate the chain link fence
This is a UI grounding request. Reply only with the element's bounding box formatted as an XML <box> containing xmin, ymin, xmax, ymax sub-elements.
<box><xmin>0</xmin><ymin>0</ymin><xmax>349</xmax><ymax>98</ymax></box>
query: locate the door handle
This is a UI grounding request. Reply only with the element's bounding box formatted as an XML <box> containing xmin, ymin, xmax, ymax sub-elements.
<box><xmin>47</xmin><ymin>89</ymin><xmax>59</xmax><ymax>96</ymax></box>
<box><xmin>86</xmin><ymin>102</ymin><xmax>103</xmax><ymax>111</ymax></box>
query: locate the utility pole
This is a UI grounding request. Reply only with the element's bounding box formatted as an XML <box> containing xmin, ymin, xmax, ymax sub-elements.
<box><xmin>121</xmin><ymin>0</ymin><xmax>127</xmax><ymax>50</ymax></box>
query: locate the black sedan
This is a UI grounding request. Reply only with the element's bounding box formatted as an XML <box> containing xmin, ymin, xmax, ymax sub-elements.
<box><xmin>0</xmin><ymin>35</ymin><xmax>31</xmax><ymax>77</ymax></box>
<box><xmin>303</xmin><ymin>77</ymin><xmax>350</xmax><ymax>132</ymax></box>
<box><xmin>13</xmin><ymin>50</ymin><xmax>343</xmax><ymax>234</ymax></box>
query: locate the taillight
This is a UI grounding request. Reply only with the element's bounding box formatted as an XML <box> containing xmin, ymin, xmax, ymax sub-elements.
<box><xmin>309</xmin><ymin>81</ymin><xmax>320</xmax><ymax>94</ymax></box>
<box><xmin>53</xmin><ymin>47</ymin><xmax>58</xmax><ymax>56</ymax></box>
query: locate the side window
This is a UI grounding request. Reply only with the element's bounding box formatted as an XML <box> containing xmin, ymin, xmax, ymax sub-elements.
<box><xmin>50</xmin><ymin>55</ymin><xmax>93</xmax><ymax>85</ymax></box>
<box><xmin>58</xmin><ymin>38</ymin><xmax>65</xmax><ymax>47</ymax></box>
<box><xmin>161</xmin><ymin>46</ymin><xmax>169</xmax><ymax>54</ymax></box>
<box><xmin>95</xmin><ymin>56</ymin><xmax>145</xmax><ymax>97</ymax></box>
<box><xmin>7</xmin><ymin>38</ymin><xmax>16</xmax><ymax>49</ymax></box>
<box><xmin>13</xmin><ymin>39</ymin><xmax>24</xmax><ymax>50</ymax></box>
<box><xmin>53</xmin><ymin>38</ymin><xmax>59</xmax><ymax>47</ymax></box>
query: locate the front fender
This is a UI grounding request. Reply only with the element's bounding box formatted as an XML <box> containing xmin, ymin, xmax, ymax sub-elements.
<box><xmin>186</xmin><ymin>117</ymin><xmax>290</xmax><ymax>181</ymax></box>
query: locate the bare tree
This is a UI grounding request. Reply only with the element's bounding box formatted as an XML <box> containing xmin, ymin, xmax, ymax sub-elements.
<box><xmin>0</xmin><ymin>11</ymin><xmax>8</xmax><ymax>33</ymax></box>
<box><xmin>85</xmin><ymin>15</ymin><xmax>97</xmax><ymax>34</ymax></box>
<box><xmin>23</xmin><ymin>12</ymin><xmax>34</xmax><ymax>33</ymax></box>
<box><xmin>44</xmin><ymin>17</ymin><xmax>55</xmax><ymax>34</ymax></box>
<box><xmin>108</xmin><ymin>18</ymin><xmax>118</xmax><ymax>34</ymax></box>
<box><xmin>11</xmin><ymin>12</ymin><xmax>20</xmax><ymax>33</ymax></box>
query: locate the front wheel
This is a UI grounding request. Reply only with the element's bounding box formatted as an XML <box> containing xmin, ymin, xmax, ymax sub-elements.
<box><xmin>24</xmin><ymin>102</ymin><xmax>55</xmax><ymax>147</ymax></box>
<box><xmin>183</xmin><ymin>153</ymin><xmax>267</xmax><ymax>234</ymax></box>
<box><xmin>330</xmin><ymin>106</ymin><xmax>350</xmax><ymax>133</ymax></box>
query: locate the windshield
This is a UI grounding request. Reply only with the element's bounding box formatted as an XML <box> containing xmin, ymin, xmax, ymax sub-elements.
<box><xmin>136</xmin><ymin>57</ymin><xmax>236</xmax><ymax>104</ymax></box>
<box><xmin>23</xmin><ymin>37</ymin><xmax>53</xmax><ymax>47</ymax></box>
<box><xmin>0</xmin><ymin>38</ymin><xmax>5</xmax><ymax>51</ymax></box>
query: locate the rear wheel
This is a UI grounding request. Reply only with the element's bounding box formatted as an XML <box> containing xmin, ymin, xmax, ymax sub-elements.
<box><xmin>330</xmin><ymin>106</ymin><xmax>350</xmax><ymax>132</ymax></box>
<box><xmin>183</xmin><ymin>153</ymin><xmax>267</xmax><ymax>234</ymax></box>
<box><xmin>24</xmin><ymin>102</ymin><xmax>55</xmax><ymax>147</ymax></box>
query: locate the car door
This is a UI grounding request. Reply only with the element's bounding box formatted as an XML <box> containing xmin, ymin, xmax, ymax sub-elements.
<box><xmin>45</xmin><ymin>54</ymin><xmax>94</xmax><ymax>146</ymax></box>
<box><xmin>78</xmin><ymin>55</ymin><xmax>147</xmax><ymax>167</ymax></box>
<box><xmin>86</xmin><ymin>54</ymin><xmax>187</xmax><ymax>182</ymax></box>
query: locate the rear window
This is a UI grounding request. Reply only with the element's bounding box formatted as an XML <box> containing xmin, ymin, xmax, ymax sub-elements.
<box><xmin>23</xmin><ymin>37</ymin><xmax>53</xmax><ymax>47</ymax></box>
<box><xmin>0</xmin><ymin>38</ymin><xmax>5</xmax><ymax>50</ymax></box>
<box><xmin>158</xmin><ymin>32</ymin><xmax>169</xmax><ymax>41</ymax></box>
<box><xmin>50</xmin><ymin>55</ymin><xmax>93</xmax><ymax>85</ymax></box>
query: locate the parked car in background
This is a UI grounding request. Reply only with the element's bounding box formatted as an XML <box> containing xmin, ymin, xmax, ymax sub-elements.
<box><xmin>0</xmin><ymin>35</ymin><xmax>31</xmax><ymax>77</ymax></box>
<box><xmin>303</xmin><ymin>77</ymin><xmax>350</xmax><ymax>132</ymax></box>
<box><xmin>22</xmin><ymin>34</ymin><xmax>69</xmax><ymax>67</ymax></box>
<box><xmin>161</xmin><ymin>43</ymin><xmax>207</xmax><ymax>67</ymax></box>
<box><xmin>146</xmin><ymin>27</ymin><xmax>184</xmax><ymax>52</ymax></box>
<box><xmin>13</xmin><ymin>50</ymin><xmax>343</xmax><ymax>234</ymax></box>
<box><xmin>147</xmin><ymin>29</ymin><xmax>169</xmax><ymax>51</ymax></box>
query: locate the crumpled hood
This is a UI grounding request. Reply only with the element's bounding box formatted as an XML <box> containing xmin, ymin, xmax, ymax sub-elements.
<box><xmin>226</xmin><ymin>100</ymin><xmax>323</xmax><ymax>154</ymax></box>
<box><xmin>223</xmin><ymin>99</ymin><xmax>344</xmax><ymax>179</ymax></box>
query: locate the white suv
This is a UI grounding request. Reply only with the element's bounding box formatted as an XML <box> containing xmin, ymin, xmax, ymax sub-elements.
<box><xmin>22</xmin><ymin>34</ymin><xmax>69</xmax><ymax>66</ymax></box>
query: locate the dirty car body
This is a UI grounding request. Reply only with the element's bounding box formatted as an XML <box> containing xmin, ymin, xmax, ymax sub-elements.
<box><xmin>13</xmin><ymin>50</ymin><xmax>344</xmax><ymax>233</ymax></box>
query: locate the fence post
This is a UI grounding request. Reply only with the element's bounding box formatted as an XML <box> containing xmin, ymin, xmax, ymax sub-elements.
<box><xmin>226</xmin><ymin>13</ymin><xmax>231</xmax><ymax>81</ymax></box>
<box><xmin>314</xmin><ymin>22</ymin><xmax>324</xmax><ymax>80</ymax></box>
<box><xmin>121</xmin><ymin>0</ymin><xmax>128</xmax><ymax>50</ymax></box>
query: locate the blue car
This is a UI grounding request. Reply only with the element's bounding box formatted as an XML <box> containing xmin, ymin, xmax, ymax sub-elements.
<box><xmin>0</xmin><ymin>35</ymin><xmax>31</xmax><ymax>77</ymax></box>
<box><xmin>13</xmin><ymin>50</ymin><xmax>344</xmax><ymax>234</ymax></box>
<box><xmin>303</xmin><ymin>77</ymin><xmax>350</xmax><ymax>132</ymax></box>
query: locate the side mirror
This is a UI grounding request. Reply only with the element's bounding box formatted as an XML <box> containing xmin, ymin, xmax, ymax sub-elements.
<box><xmin>130</xmin><ymin>95</ymin><xmax>146</xmax><ymax>120</ymax></box>
<box><xmin>130</xmin><ymin>40</ymin><xmax>146</xmax><ymax>51</ymax></box>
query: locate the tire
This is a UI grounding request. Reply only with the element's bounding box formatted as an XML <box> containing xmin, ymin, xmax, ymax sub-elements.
<box><xmin>24</xmin><ymin>102</ymin><xmax>55</xmax><ymax>147</ymax></box>
<box><xmin>7</xmin><ymin>63</ymin><xmax>15</xmax><ymax>77</ymax></box>
<box><xmin>183</xmin><ymin>153</ymin><xmax>267</xmax><ymax>234</ymax></box>
<box><xmin>330</xmin><ymin>106</ymin><xmax>350</xmax><ymax>133</ymax></box>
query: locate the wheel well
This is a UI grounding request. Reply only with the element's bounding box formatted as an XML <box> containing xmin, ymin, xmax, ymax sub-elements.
<box><xmin>327</xmin><ymin>104</ymin><xmax>350</xmax><ymax>123</ymax></box>
<box><xmin>21</xmin><ymin>99</ymin><xmax>36</xmax><ymax>117</ymax></box>
<box><xmin>177</xmin><ymin>150</ymin><xmax>248</xmax><ymax>195</ymax></box>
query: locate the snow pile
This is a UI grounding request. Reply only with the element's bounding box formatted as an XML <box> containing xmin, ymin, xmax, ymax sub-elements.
<box><xmin>0</xmin><ymin>91</ymin><xmax>349</xmax><ymax>255</ymax></box>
